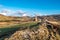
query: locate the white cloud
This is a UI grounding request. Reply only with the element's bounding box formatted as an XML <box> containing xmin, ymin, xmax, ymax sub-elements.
<box><xmin>0</xmin><ymin>9</ymin><xmax>14</xmax><ymax>16</ymax></box>
<box><xmin>15</xmin><ymin>10</ymin><xmax>28</xmax><ymax>16</ymax></box>
<box><xmin>0</xmin><ymin>9</ymin><xmax>28</xmax><ymax>16</ymax></box>
<box><xmin>1</xmin><ymin>9</ymin><xmax>11</xmax><ymax>13</ymax></box>
<box><xmin>0</xmin><ymin>13</ymin><xmax>7</xmax><ymax>15</ymax></box>
<box><xmin>22</xmin><ymin>14</ymin><xmax>27</xmax><ymax>16</ymax></box>
<box><xmin>0</xmin><ymin>9</ymin><xmax>44</xmax><ymax>17</ymax></box>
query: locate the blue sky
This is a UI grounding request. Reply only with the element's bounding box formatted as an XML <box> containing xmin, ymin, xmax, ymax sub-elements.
<box><xmin>0</xmin><ymin>0</ymin><xmax>60</xmax><ymax>16</ymax></box>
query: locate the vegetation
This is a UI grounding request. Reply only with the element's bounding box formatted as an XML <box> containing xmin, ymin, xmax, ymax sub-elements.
<box><xmin>0</xmin><ymin>14</ymin><xmax>60</xmax><ymax>40</ymax></box>
<box><xmin>0</xmin><ymin>22</ymin><xmax>38</xmax><ymax>38</ymax></box>
<box><xmin>7</xmin><ymin>22</ymin><xmax>60</xmax><ymax>40</ymax></box>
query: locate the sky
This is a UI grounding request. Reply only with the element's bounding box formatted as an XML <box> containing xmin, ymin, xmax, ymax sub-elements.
<box><xmin>0</xmin><ymin>0</ymin><xmax>60</xmax><ymax>16</ymax></box>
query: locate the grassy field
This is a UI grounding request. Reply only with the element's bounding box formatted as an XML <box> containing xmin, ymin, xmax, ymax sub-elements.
<box><xmin>0</xmin><ymin>22</ymin><xmax>38</xmax><ymax>37</ymax></box>
<box><xmin>0</xmin><ymin>22</ymin><xmax>39</xmax><ymax>40</ymax></box>
<box><xmin>0</xmin><ymin>21</ymin><xmax>60</xmax><ymax>40</ymax></box>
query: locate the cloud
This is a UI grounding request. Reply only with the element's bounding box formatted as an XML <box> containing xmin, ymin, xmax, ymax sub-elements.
<box><xmin>0</xmin><ymin>13</ymin><xmax>7</xmax><ymax>15</ymax></box>
<box><xmin>0</xmin><ymin>9</ymin><xmax>43</xmax><ymax>17</ymax></box>
<box><xmin>0</xmin><ymin>9</ymin><xmax>46</xmax><ymax>17</ymax></box>
<box><xmin>15</xmin><ymin>10</ymin><xmax>28</xmax><ymax>16</ymax></box>
<box><xmin>1</xmin><ymin>9</ymin><xmax>11</xmax><ymax>13</ymax></box>
<box><xmin>0</xmin><ymin>9</ymin><xmax>28</xmax><ymax>16</ymax></box>
<box><xmin>22</xmin><ymin>14</ymin><xmax>27</xmax><ymax>16</ymax></box>
<box><xmin>0</xmin><ymin>9</ymin><xmax>15</xmax><ymax>16</ymax></box>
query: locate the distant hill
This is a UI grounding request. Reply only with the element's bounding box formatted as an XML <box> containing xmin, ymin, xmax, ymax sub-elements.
<box><xmin>0</xmin><ymin>14</ymin><xmax>21</xmax><ymax>22</ymax></box>
<box><xmin>0</xmin><ymin>14</ymin><xmax>33</xmax><ymax>22</ymax></box>
<box><xmin>40</xmin><ymin>14</ymin><xmax>60</xmax><ymax>21</ymax></box>
<box><xmin>0</xmin><ymin>14</ymin><xmax>60</xmax><ymax>22</ymax></box>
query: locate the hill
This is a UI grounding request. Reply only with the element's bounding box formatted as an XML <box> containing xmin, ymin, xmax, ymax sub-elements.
<box><xmin>0</xmin><ymin>14</ymin><xmax>60</xmax><ymax>40</ymax></box>
<box><xmin>43</xmin><ymin>14</ymin><xmax>60</xmax><ymax>21</ymax></box>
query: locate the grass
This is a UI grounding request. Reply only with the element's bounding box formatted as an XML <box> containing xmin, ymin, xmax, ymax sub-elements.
<box><xmin>0</xmin><ymin>22</ymin><xmax>38</xmax><ymax>36</ymax></box>
<box><xmin>0</xmin><ymin>21</ymin><xmax>60</xmax><ymax>40</ymax></box>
